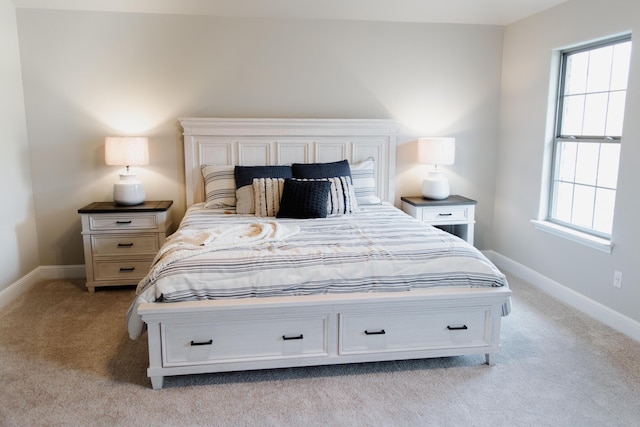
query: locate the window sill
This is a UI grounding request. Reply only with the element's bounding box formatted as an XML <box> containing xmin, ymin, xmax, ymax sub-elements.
<box><xmin>530</xmin><ymin>220</ymin><xmax>613</xmax><ymax>254</ymax></box>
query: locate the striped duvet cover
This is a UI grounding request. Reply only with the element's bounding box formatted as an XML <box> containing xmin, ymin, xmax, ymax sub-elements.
<box><xmin>127</xmin><ymin>203</ymin><xmax>509</xmax><ymax>339</ymax></box>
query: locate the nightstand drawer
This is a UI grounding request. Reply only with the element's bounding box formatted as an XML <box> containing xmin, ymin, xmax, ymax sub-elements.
<box><xmin>92</xmin><ymin>234</ymin><xmax>160</xmax><ymax>255</ymax></box>
<box><xmin>93</xmin><ymin>259</ymin><xmax>153</xmax><ymax>281</ymax></box>
<box><xmin>419</xmin><ymin>206</ymin><xmax>469</xmax><ymax>223</ymax></box>
<box><xmin>87</xmin><ymin>213</ymin><xmax>163</xmax><ymax>231</ymax></box>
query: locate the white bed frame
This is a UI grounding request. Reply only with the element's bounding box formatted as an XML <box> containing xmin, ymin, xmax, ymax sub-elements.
<box><xmin>137</xmin><ymin>118</ymin><xmax>511</xmax><ymax>389</ymax></box>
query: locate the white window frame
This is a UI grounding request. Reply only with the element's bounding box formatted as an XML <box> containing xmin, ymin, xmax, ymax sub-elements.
<box><xmin>533</xmin><ymin>35</ymin><xmax>631</xmax><ymax>253</ymax></box>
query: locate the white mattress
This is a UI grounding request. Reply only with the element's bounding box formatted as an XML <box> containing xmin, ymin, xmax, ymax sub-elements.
<box><xmin>127</xmin><ymin>203</ymin><xmax>509</xmax><ymax>339</ymax></box>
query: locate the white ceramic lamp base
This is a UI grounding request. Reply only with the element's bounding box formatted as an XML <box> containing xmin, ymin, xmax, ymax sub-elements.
<box><xmin>113</xmin><ymin>173</ymin><xmax>145</xmax><ymax>205</ymax></box>
<box><xmin>422</xmin><ymin>172</ymin><xmax>450</xmax><ymax>200</ymax></box>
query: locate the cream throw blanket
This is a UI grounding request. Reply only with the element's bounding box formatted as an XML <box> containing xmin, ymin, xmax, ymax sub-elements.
<box><xmin>136</xmin><ymin>221</ymin><xmax>300</xmax><ymax>294</ymax></box>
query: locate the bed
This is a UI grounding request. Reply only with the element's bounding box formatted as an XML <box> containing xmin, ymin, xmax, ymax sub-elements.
<box><xmin>128</xmin><ymin>118</ymin><xmax>511</xmax><ymax>389</ymax></box>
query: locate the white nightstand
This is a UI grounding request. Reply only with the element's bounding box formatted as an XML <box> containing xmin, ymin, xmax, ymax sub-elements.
<box><xmin>401</xmin><ymin>195</ymin><xmax>477</xmax><ymax>245</ymax></box>
<box><xmin>78</xmin><ymin>201</ymin><xmax>173</xmax><ymax>292</ymax></box>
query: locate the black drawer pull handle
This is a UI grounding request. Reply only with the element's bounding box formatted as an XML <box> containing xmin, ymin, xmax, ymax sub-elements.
<box><xmin>447</xmin><ymin>325</ymin><xmax>468</xmax><ymax>330</ymax></box>
<box><xmin>282</xmin><ymin>334</ymin><xmax>304</xmax><ymax>341</ymax></box>
<box><xmin>117</xmin><ymin>243</ymin><xmax>134</xmax><ymax>247</ymax></box>
<box><xmin>116</xmin><ymin>220</ymin><xmax>132</xmax><ymax>224</ymax></box>
<box><xmin>364</xmin><ymin>329</ymin><xmax>386</xmax><ymax>335</ymax></box>
<box><xmin>119</xmin><ymin>267</ymin><xmax>135</xmax><ymax>272</ymax></box>
<box><xmin>438</xmin><ymin>213</ymin><xmax>453</xmax><ymax>217</ymax></box>
<box><xmin>190</xmin><ymin>340</ymin><xmax>213</xmax><ymax>346</ymax></box>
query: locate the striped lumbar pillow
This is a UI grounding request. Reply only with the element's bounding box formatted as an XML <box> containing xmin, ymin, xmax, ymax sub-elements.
<box><xmin>253</xmin><ymin>177</ymin><xmax>285</xmax><ymax>217</ymax></box>
<box><xmin>325</xmin><ymin>176</ymin><xmax>358</xmax><ymax>215</ymax></box>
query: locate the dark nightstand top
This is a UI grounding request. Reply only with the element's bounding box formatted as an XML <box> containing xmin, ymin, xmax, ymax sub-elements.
<box><xmin>78</xmin><ymin>200</ymin><xmax>173</xmax><ymax>214</ymax></box>
<box><xmin>401</xmin><ymin>195</ymin><xmax>477</xmax><ymax>207</ymax></box>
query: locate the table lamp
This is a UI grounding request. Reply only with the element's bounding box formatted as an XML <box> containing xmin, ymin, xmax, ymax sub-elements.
<box><xmin>105</xmin><ymin>136</ymin><xmax>149</xmax><ymax>205</ymax></box>
<box><xmin>418</xmin><ymin>137</ymin><xmax>455</xmax><ymax>200</ymax></box>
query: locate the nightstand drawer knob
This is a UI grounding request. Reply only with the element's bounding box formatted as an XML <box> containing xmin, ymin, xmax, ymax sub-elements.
<box><xmin>119</xmin><ymin>267</ymin><xmax>136</xmax><ymax>272</ymax></box>
<box><xmin>116</xmin><ymin>220</ymin><xmax>132</xmax><ymax>224</ymax></box>
<box><xmin>438</xmin><ymin>213</ymin><xmax>453</xmax><ymax>217</ymax></box>
<box><xmin>117</xmin><ymin>243</ymin><xmax>134</xmax><ymax>247</ymax></box>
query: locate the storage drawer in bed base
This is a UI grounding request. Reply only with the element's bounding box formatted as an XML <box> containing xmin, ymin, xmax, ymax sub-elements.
<box><xmin>161</xmin><ymin>316</ymin><xmax>330</xmax><ymax>367</ymax></box>
<box><xmin>139</xmin><ymin>288</ymin><xmax>510</xmax><ymax>390</ymax></box>
<box><xmin>339</xmin><ymin>307</ymin><xmax>491</xmax><ymax>355</ymax></box>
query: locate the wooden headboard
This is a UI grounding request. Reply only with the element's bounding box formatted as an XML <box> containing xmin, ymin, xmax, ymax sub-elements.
<box><xmin>179</xmin><ymin>118</ymin><xmax>398</xmax><ymax>207</ymax></box>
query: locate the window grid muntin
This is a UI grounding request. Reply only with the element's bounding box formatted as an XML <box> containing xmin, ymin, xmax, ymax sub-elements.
<box><xmin>550</xmin><ymin>139</ymin><xmax>617</xmax><ymax>239</ymax></box>
<box><xmin>548</xmin><ymin>35</ymin><xmax>630</xmax><ymax>239</ymax></box>
<box><xmin>557</xmin><ymin>37</ymin><xmax>630</xmax><ymax>139</ymax></box>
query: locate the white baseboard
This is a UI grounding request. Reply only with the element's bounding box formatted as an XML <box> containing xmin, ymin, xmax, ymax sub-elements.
<box><xmin>0</xmin><ymin>265</ymin><xmax>85</xmax><ymax>311</ymax></box>
<box><xmin>484</xmin><ymin>250</ymin><xmax>640</xmax><ymax>342</ymax></box>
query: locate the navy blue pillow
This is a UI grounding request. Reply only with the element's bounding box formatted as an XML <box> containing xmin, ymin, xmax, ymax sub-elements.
<box><xmin>276</xmin><ymin>179</ymin><xmax>332</xmax><ymax>219</ymax></box>
<box><xmin>234</xmin><ymin>165</ymin><xmax>292</xmax><ymax>188</ymax></box>
<box><xmin>291</xmin><ymin>159</ymin><xmax>351</xmax><ymax>180</ymax></box>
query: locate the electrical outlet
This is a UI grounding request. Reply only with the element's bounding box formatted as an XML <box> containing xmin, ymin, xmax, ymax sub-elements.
<box><xmin>613</xmin><ymin>270</ymin><xmax>622</xmax><ymax>288</ymax></box>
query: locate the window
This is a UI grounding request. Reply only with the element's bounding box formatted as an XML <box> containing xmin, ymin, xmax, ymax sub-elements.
<box><xmin>548</xmin><ymin>36</ymin><xmax>631</xmax><ymax>240</ymax></box>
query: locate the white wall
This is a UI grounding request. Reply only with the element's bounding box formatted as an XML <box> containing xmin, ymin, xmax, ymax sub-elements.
<box><xmin>0</xmin><ymin>0</ymin><xmax>40</xmax><ymax>292</ymax></box>
<box><xmin>497</xmin><ymin>0</ymin><xmax>640</xmax><ymax>323</ymax></box>
<box><xmin>15</xmin><ymin>10</ymin><xmax>504</xmax><ymax>265</ymax></box>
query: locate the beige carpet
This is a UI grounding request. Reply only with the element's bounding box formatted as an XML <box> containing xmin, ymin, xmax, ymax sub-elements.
<box><xmin>1</xmin><ymin>274</ymin><xmax>639</xmax><ymax>426</ymax></box>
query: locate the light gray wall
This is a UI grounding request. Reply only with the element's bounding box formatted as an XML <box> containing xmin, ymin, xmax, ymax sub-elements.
<box><xmin>16</xmin><ymin>10</ymin><xmax>504</xmax><ymax>265</ymax></box>
<box><xmin>496</xmin><ymin>0</ymin><xmax>640</xmax><ymax>323</ymax></box>
<box><xmin>0</xmin><ymin>0</ymin><xmax>40</xmax><ymax>291</ymax></box>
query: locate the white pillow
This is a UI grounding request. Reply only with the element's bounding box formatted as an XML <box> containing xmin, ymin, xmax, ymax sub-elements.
<box><xmin>350</xmin><ymin>157</ymin><xmax>381</xmax><ymax>205</ymax></box>
<box><xmin>201</xmin><ymin>165</ymin><xmax>236</xmax><ymax>210</ymax></box>
<box><xmin>253</xmin><ymin>178</ymin><xmax>285</xmax><ymax>217</ymax></box>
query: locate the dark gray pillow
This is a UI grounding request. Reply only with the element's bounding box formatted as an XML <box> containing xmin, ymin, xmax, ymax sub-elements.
<box><xmin>291</xmin><ymin>159</ymin><xmax>351</xmax><ymax>180</ymax></box>
<box><xmin>276</xmin><ymin>179</ymin><xmax>332</xmax><ymax>219</ymax></box>
<box><xmin>234</xmin><ymin>165</ymin><xmax>292</xmax><ymax>188</ymax></box>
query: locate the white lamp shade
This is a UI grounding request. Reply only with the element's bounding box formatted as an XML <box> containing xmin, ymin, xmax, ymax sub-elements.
<box><xmin>418</xmin><ymin>137</ymin><xmax>455</xmax><ymax>166</ymax></box>
<box><xmin>105</xmin><ymin>136</ymin><xmax>149</xmax><ymax>166</ymax></box>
